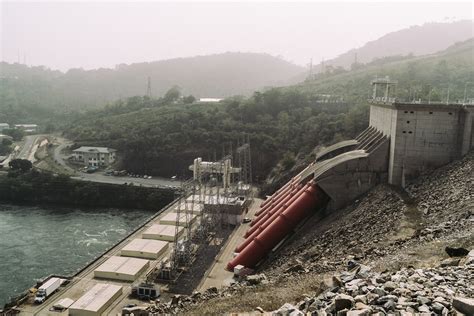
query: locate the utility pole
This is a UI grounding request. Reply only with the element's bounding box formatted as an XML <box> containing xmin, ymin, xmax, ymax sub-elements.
<box><xmin>464</xmin><ymin>82</ymin><xmax>472</xmax><ymax>104</ymax></box>
<box><xmin>446</xmin><ymin>85</ymin><xmax>450</xmax><ymax>105</ymax></box>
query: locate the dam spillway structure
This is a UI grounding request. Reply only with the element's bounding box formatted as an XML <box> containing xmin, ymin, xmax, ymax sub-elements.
<box><xmin>228</xmin><ymin>78</ymin><xmax>474</xmax><ymax>271</ymax></box>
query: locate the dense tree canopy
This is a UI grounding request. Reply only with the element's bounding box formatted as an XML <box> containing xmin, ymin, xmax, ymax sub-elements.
<box><xmin>64</xmin><ymin>39</ymin><xmax>473</xmax><ymax>183</ymax></box>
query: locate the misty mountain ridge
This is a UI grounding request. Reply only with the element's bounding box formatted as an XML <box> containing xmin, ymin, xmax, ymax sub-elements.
<box><xmin>0</xmin><ymin>52</ymin><xmax>304</xmax><ymax>103</ymax></box>
<box><xmin>307</xmin><ymin>20</ymin><xmax>473</xmax><ymax>74</ymax></box>
<box><xmin>1</xmin><ymin>20</ymin><xmax>472</xmax><ymax>118</ymax></box>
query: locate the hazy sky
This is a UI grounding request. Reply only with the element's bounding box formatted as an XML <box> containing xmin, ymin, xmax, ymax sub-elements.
<box><xmin>1</xmin><ymin>1</ymin><xmax>473</xmax><ymax>71</ymax></box>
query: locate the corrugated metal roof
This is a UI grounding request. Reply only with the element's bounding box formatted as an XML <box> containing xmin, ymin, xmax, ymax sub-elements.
<box><xmin>121</xmin><ymin>238</ymin><xmax>168</xmax><ymax>254</ymax></box>
<box><xmin>160</xmin><ymin>212</ymin><xmax>197</xmax><ymax>224</ymax></box>
<box><xmin>69</xmin><ymin>283</ymin><xmax>122</xmax><ymax>312</ymax></box>
<box><xmin>143</xmin><ymin>224</ymin><xmax>182</xmax><ymax>237</ymax></box>
<box><xmin>94</xmin><ymin>256</ymin><xmax>149</xmax><ymax>275</ymax></box>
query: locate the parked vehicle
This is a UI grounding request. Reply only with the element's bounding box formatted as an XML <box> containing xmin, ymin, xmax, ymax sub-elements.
<box><xmin>34</xmin><ymin>277</ymin><xmax>61</xmax><ymax>304</ymax></box>
<box><xmin>242</xmin><ymin>217</ymin><xmax>251</xmax><ymax>223</ymax></box>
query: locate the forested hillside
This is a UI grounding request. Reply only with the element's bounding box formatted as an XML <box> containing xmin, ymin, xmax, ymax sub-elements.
<box><xmin>64</xmin><ymin>39</ymin><xmax>473</xmax><ymax>183</ymax></box>
<box><xmin>0</xmin><ymin>52</ymin><xmax>303</xmax><ymax>124</ymax></box>
<box><xmin>298</xmin><ymin>39</ymin><xmax>474</xmax><ymax>102</ymax></box>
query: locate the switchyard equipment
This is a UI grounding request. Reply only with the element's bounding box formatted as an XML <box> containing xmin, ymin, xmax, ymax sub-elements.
<box><xmin>69</xmin><ymin>283</ymin><xmax>122</xmax><ymax>316</ymax></box>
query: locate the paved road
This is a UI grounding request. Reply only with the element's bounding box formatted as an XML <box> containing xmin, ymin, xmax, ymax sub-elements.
<box><xmin>198</xmin><ymin>197</ymin><xmax>263</xmax><ymax>291</ymax></box>
<box><xmin>52</xmin><ymin>136</ymin><xmax>181</xmax><ymax>188</ymax></box>
<box><xmin>16</xmin><ymin>135</ymin><xmax>41</xmax><ymax>161</ymax></box>
<box><xmin>1</xmin><ymin>135</ymin><xmax>42</xmax><ymax>167</ymax></box>
<box><xmin>52</xmin><ymin>137</ymin><xmax>75</xmax><ymax>173</ymax></box>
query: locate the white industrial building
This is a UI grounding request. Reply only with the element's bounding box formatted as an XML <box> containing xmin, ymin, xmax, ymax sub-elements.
<box><xmin>14</xmin><ymin>124</ymin><xmax>38</xmax><ymax>133</ymax></box>
<box><xmin>94</xmin><ymin>256</ymin><xmax>149</xmax><ymax>282</ymax></box>
<box><xmin>69</xmin><ymin>283</ymin><xmax>122</xmax><ymax>316</ymax></box>
<box><xmin>121</xmin><ymin>238</ymin><xmax>169</xmax><ymax>260</ymax></box>
<box><xmin>173</xmin><ymin>202</ymin><xmax>203</xmax><ymax>215</ymax></box>
<box><xmin>0</xmin><ymin>123</ymin><xmax>9</xmax><ymax>132</ymax></box>
<box><xmin>142</xmin><ymin>224</ymin><xmax>184</xmax><ymax>242</ymax></box>
<box><xmin>72</xmin><ymin>146</ymin><xmax>116</xmax><ymax>167</ymax></box>
<box><xmin>198</xmin><ymin>98</ymin><xmax>223</xmax><ymax>103</ymax></box>
<box><xmin>160</xmin><ymin>212</ymin><xmax>197</xmax><ymax>227</ymax></box>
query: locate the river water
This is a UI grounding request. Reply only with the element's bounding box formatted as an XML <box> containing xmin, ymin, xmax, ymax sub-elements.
<box><xmin>0</xmin><ymin>204</ymin><xmax>154</xmax><ymax>307</ymax></box>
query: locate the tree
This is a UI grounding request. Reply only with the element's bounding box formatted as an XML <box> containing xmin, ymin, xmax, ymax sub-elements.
<box><xmin>183</xmin><ymin>95</ymin><xmax>196</xmax><ymax>104</ymax></box>
<box><xmin>163</xmin><ymin>86</ymin><xmax>181</xmax><ymax>103</ymax></box>
<box><xmin>2</xmin><ymin>128</ymin><xmax>24</xmax><ymax>141</ymax></box>
<box><xmin>9</xmin><ymin>159</ymin><xmax>33</xmax><ymax>172</ymax></box>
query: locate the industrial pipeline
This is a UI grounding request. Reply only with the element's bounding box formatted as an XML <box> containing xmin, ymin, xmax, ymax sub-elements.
<box><xmin>227</xmin><ymin>179</ymin><xmax>327</xmax><ymax>270</ymax></box>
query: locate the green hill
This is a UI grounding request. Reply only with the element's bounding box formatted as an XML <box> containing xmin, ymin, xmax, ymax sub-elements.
<box><xmin>64</xmin><ymin>39</ymin><xmax>473</xmax><ymax>182</ymax></box>
<box><xmin>298</xmin><ymin>38</ymin><xmax>474</xmax><ymax>103</ymax></box>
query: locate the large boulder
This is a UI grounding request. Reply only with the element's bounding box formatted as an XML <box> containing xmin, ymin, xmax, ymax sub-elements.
<box><xmin>453</xmin><ymin>297</ymin><xmax>474</xmax><ymax>315</ymax></box>
<box><xmin>335</xmin><ymin>294</ymin><xmax>355</xmax><ymax>311</ymax></box>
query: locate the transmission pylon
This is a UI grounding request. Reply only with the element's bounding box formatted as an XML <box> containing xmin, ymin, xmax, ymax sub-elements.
<box><xmin>146</xmin><ymin>76</ymin><xmax>152</xmax><ymax>97</ymax></box>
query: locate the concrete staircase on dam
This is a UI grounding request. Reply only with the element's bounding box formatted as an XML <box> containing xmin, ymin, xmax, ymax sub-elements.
<box><xmin>227</xmin><ymin>127</ymin><xmax>390</xmax><ymax>270</ymax></box>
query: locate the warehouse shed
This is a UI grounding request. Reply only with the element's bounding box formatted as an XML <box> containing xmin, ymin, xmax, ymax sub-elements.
<box><xmin>94</xmin><ymin>256</ymin><xmax>149</xmax><ymax>282</ymax></box>
<box><xmin>159</xmin><ymin>212</ymin><xmax>197</xmax><ymax>227</ymax></box>
<box><xmin>172</xmin><ymin>203</ymin><xmax>203</xmax><ymax>215</ymax></box>
<box><xmin>68</xmin><ymin>283</ymin><xmax>122</xmax><ymax>316</ymax></box>
<box><xmin>142</xmin><ymin>224</ymin><xmax>184</xmax><ymax>242</ymax></box>
<box><xmin>121</xmin><ymin>238</ymin><xmax>169</xmax><ymax>259</ymax></box>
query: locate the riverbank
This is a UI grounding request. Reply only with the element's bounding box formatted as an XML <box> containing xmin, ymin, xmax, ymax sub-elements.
<box><xmin>0</xmin><ymin>170</ymin><xmax>175</xmax><ymax>210</ymax></box>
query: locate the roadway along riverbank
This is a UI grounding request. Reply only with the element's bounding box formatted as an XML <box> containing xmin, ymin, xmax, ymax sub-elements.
<box><xmin>71</xmin><ymin>173</ymin><xmax>180</xmax><ymax>188</ymax></box>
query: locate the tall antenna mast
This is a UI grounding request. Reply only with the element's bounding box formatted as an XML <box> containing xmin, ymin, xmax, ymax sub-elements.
<box><xmin>146</xmin><ymin>76</ymin><xmax>152</xmax><ymax>97</ymax></box>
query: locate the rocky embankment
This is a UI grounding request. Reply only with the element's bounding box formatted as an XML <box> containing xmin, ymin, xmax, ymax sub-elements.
<box><xmin>272</xmin><ymin>255</ymin><xmax>473</xmax><ymax>315</ymax></box>
<box><xmin>149</xmin><ymin>153</ymin><xmax>473</xmax><ymax>315</ymax></box>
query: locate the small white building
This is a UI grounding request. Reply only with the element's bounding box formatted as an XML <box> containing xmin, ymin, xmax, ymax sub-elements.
<box><xmin>14</xmin><ymin>124</ymin><xmax>38</xmax><ymax>133</ymax></box>
<box><xmin>198</xmin><ymin>98</ymin><xmax>223</xmax><ymax>103</ymax></box>
<box><xmin>120</xmin><ymin>238</ymin><xmax>169</xmax><ymax>260</ymax></box>
<box><xmin>73</xmin><ymin>146</ymin><xmax>116</xmax><ymax>167</ymax></box>
<box><xmin>94</xmin><ymin>256</ymin><xmax>149</xmax><ymax>282</ymax></box>
<box><xmin>160</xmin><ymin>212</ymin><xmax>197</xmax><ymax>227</ymax></box>
<box><xmin>69</xmin><ymin>283</ymin><xmax>122</xmax><ymax>316</ymax></box>
<box><xmin>142</xmin><ymin>224</ymin><xmax>184</xmax><ymax>242</ymax></box>
<box><xmin>0</xmin><ymin>123</ymin><xmax>9</xmax><ymax>132</ymax></box>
